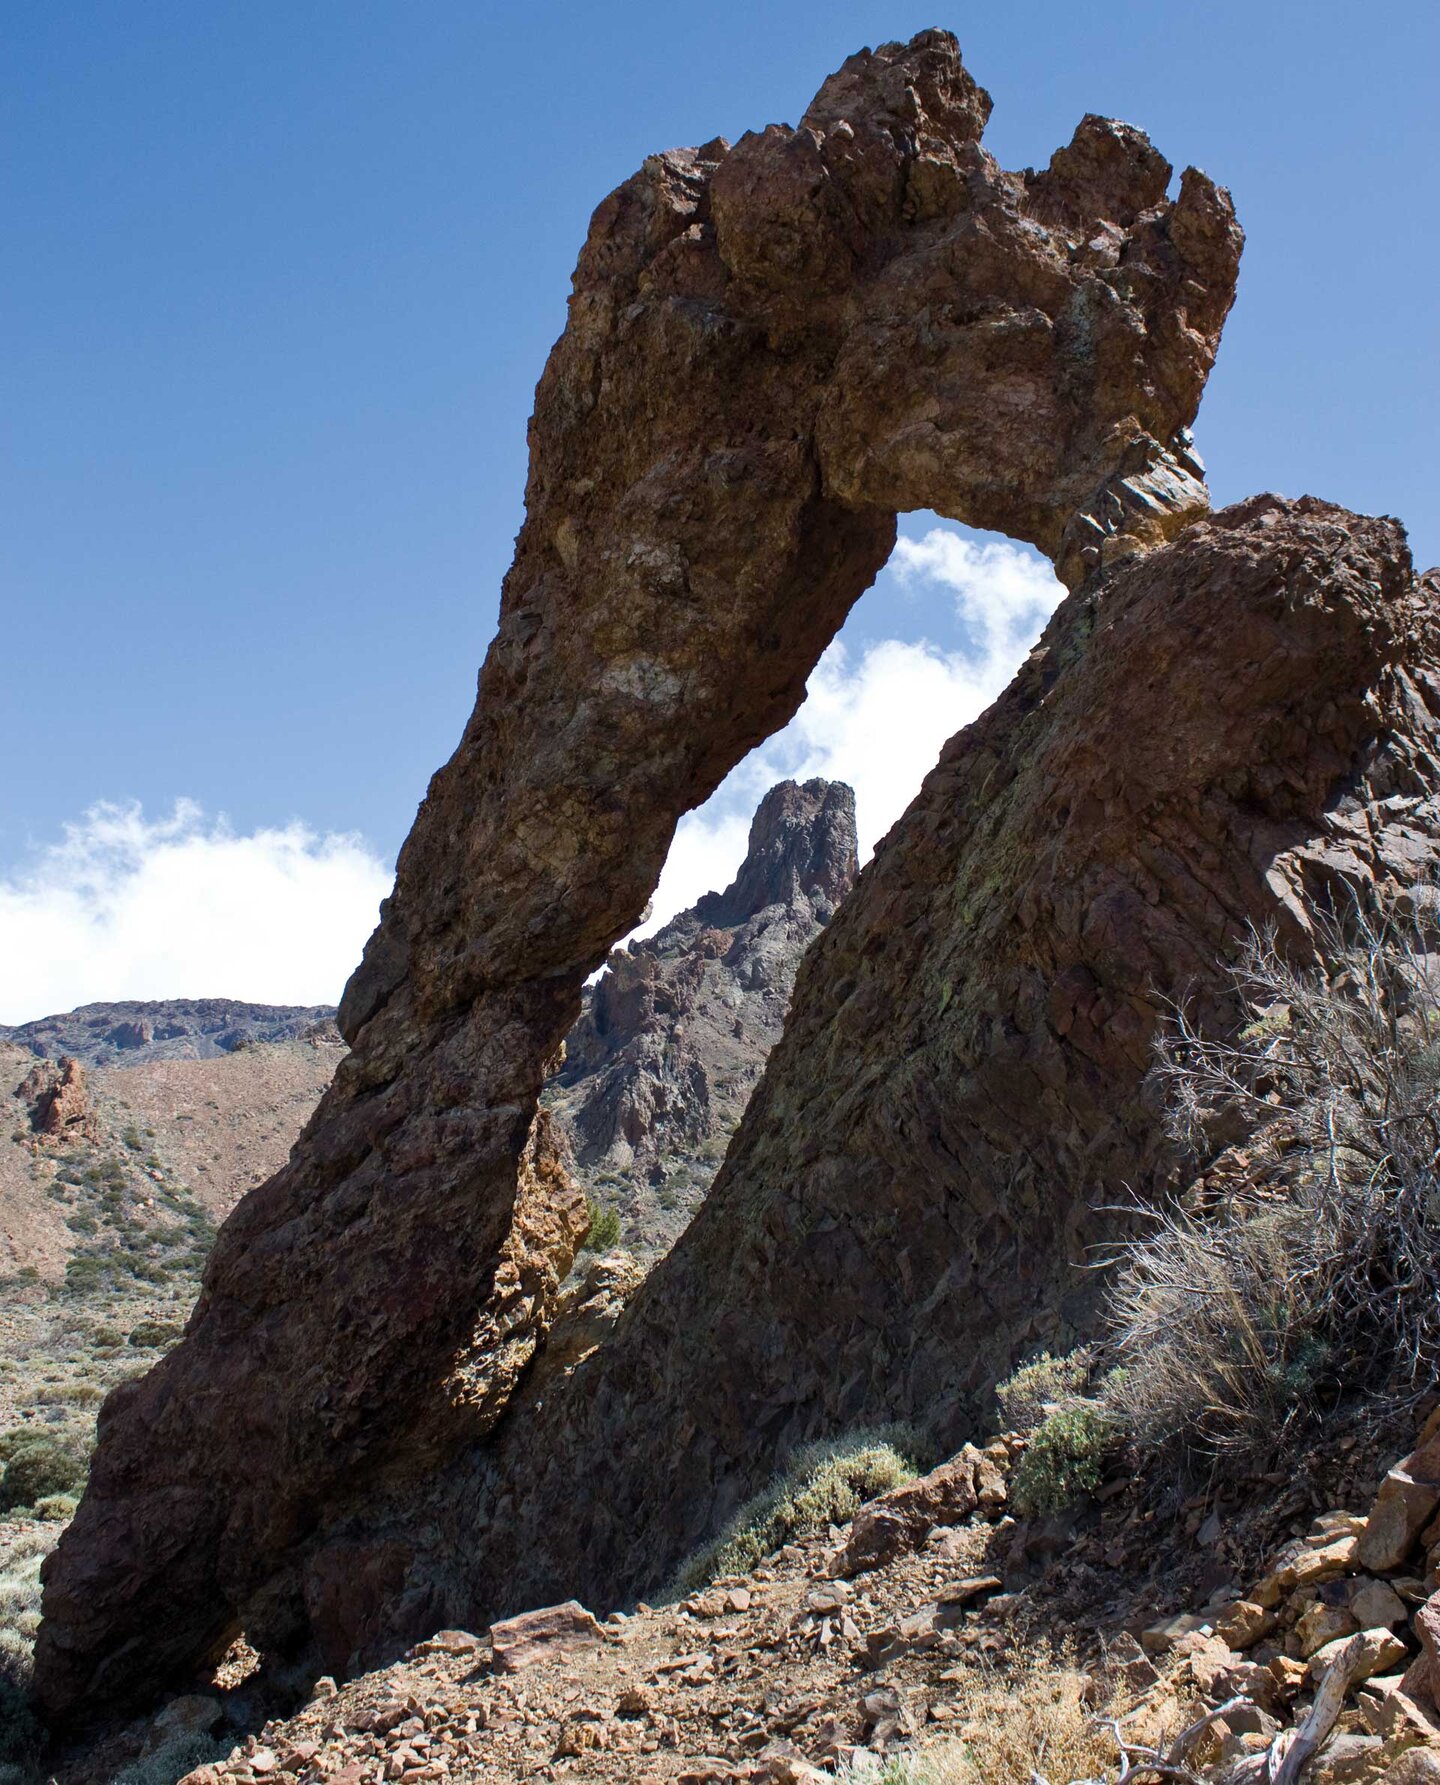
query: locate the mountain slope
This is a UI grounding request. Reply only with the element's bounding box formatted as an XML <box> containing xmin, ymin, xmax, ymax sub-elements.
<box><xmin>545</xmin><ymin>779</ymin><xmax>856</xmax><ymax>1252</ymax></box>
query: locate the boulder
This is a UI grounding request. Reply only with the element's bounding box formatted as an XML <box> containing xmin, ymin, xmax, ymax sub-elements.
<box><xmin>489</xmin><ymin>1601</ymin><xmax>602</xmax><ymax>1673</ymax></box>
<box><xmin>1360</xmin><ymin>1437</ymin><xmax>1440</xmax><ymax>1572</ymax></box>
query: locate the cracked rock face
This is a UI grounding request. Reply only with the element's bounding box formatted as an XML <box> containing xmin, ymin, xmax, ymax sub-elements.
<box><xmin>35</xmin><ymin>29</ymin><xmax>1243</xmax><ymax>1718</ymax></box>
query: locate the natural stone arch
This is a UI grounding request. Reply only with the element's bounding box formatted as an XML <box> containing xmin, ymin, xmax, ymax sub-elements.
<box><xmin>35</xmin><ymin>30</ymin><xmax>1242</xmax><ymax>1718</ymax></box>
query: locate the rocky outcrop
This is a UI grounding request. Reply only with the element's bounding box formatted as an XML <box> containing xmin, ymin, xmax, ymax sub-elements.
<box><xmin>16</xmin><ymin>1056</ymin><xmax>99</xmax><ymax>1144</ymax></box>
<box><xmin>35</xmin><ymin>29</ymin><xmax>1244</xmax><ymax>1718</ymax></box>
<box><xmin>411</xmin><ymin>497</ymin><xmax>1440</xmax><ymax>1632</ymax></box>
<box><xmin>546</xmin><ymin>779</ymin><xmax>857</xmax><ymax>1251</ymax></box>
<box><xmin>1</xmin><ymin>1000</ymin><xmax>338</xmax><ymax>1069</ymax></box>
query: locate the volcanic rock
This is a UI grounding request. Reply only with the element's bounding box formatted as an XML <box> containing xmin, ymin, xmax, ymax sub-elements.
<box><xmin>15</xmin><ymin>1056</ymin><xmax>98</xmax><ymax>1144</ymax></box>
<box><xmin>37</xmin><ymin>27</ymin><xmax>1246</xmax><ymax>1717</ymax></box>
<box><xmin>546</xmin><ymin>778</ymin><xmax>857</xmax><ymax>1251</ymax></box>
<box><xmin>433</xmin><ymin>496</ymin><xmax>1440</xmax><ymax>1631</ymax></box>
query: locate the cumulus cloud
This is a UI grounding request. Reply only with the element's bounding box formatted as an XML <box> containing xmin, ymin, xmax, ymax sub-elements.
<box><xmin>639</xmin><ymin>529</ymin><xmax>1062</xmax><ymax>935</ymax></box>
<box><xmin>0</xmin><ymin>801</ymin><xmax>393</xmax><ymax>1025</ymax></box>
<box><xmin>1</xmin><ymin>530</ymin><xmax>1060</xmax><ymax>1012</ymax></box>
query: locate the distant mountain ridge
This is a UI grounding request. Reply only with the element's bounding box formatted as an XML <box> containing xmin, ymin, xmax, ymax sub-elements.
<box><xmin>0</xmin><ymin>998</ymin><xmax>338</xmax><ymax>1069</ymax></box>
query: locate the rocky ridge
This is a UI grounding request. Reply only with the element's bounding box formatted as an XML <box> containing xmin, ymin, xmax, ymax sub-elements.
<box><xmin>0</xmin><ymin>1001</ymin><xmax>338</xmax><ymax>1070</ymax></box>
<box><xmin>545</xmin><ymin>779</ymin><xmax>857</xmax><ymax>1253</ymax></box>
<box><xmin>36</xmin><ymin>28</ymin><xmax>1250</xmax><ymax>1718</ymax></box>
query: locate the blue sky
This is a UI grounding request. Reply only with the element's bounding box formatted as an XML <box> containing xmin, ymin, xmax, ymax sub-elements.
<box><xmin>1</xmin><ymin>1</ymin><xmax>1436</xmax><ymax>1019</ymax></box>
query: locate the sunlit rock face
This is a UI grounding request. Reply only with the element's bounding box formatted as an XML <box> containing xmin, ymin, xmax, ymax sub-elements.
<box><xmin>36</xmin><ymin>28</ymin><xmax>1249</xmax><ymax>1717</ymax></box>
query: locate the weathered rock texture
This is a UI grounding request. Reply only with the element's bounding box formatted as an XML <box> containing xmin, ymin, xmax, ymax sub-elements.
<box><xmin>36</xmin><ymin>29</ymin><xmax>1244</xmax><ymax>1717</ymax></box>
<box><xmin>545</xmin><ymin>778</ymin><xmax>857</xmax><ymax>1252</ymax></box>
<box><xmin>16</xmin><ymin>1057</ymin><xmax>99</xmax><ymax>1145</ymax></box>
<box><xmin>430</xmin><ymin>495</ymin><xmax>1440</xmax><ymax>1629</ymax></box>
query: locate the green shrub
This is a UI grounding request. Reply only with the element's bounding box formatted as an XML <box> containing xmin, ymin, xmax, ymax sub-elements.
<box><xmin>127</xmin><ymin>1320</ymin><xmax>183</xmax><ymax>1350</ymax></box>
<box><xmin>581</xmin><ymin>1199</ymin><xmax>621</xmax><ymax>1252</ymax></box>
<box><xmin>1010</xmin><ymin>1400</ymin><xmax>1117</xmax><ymax>1516</ymax></box>
<box><xmin>670</xmin><ymin>1426</ymin><xmax>925</xmax><ymax>1596</ymax></box>
<box><xmin>31</xmin><ymin>1494</ymin><xmax>76</xmax><ymax>1522</ymax></box>
<box><xmin>0</xmin><ymin>1437</ymin><xmax>88</xmax><ymax>1513</ymax></box>
<box><xmin>112</xmin><ymin>1732</ymin><xmax>225</xmax><ymax>1785</ymax></box>
<box><xmin>993</xmin><ymin>1348</ymin><xmax>1093</xmax><ymax>1435</ymax></box>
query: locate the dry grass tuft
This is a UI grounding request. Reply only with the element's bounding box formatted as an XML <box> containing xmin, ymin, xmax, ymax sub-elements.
<box><xmin>838</xmin><ymin>1642</ymin><xmax>1190</xmax><ymax>1785</ymax></box>
<box><xmin>1097</xmin><ymin>893</ymin><xmax>1440</xmax><ymax>1463</ymax></box>
<box><xmin>668</xmin><ymin>1426</ymin><xmax>924</xmax><ymax>1597</ymax></box>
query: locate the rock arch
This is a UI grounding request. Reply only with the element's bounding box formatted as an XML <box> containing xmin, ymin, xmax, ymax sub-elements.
<box><xmin>35</xmin><ymin>30</ymin><xmax>1245</xmax><ymax>1717</ymax></box>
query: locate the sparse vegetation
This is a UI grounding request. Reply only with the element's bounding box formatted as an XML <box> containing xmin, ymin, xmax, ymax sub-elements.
<box><xmin>1100</xmin><ymin>897</ymin><xmax>1440</xmax><ymax>1464</ymax></box>
<box><xmin>112</xmin><ymin>1732</ymin><xmax>226</xmax><ymax>1785</ymax></box>
<box><xmin>669</xmin><ymin>1426</ymin><xmax>925</xmax><ymax>1596</ymax></box>
<box><xmin>835</xmin><ymin>1642</ymin><xmax>1164</xmax><ymax>1785</ymax></box>
<box><xmin>1010</xmin><ymin>1397</ymin><xmax>1117</xmax><ymax>1516</ymax></box>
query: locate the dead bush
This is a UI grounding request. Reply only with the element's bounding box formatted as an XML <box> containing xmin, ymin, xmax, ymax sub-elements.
<box><xmin>1103</xmin><ymin>893</ymin><xmax>1440</xmax><ymax>1460</ymax></box>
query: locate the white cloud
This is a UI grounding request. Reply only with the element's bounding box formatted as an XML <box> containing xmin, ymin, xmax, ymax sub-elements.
<box><xmin>0</xmin><ymin>531</ymin><xmax>1062</xmax><ymax>1013</ymax></box>
<box><xmin>0</xmin><ymin>801</ymin><xmax>393</xmax><ymax>1025</ymax></box>
<box><xmin>638</xmin><ymin>529</ymin><xmax>1063</xmax><ymax>936</ymax></box>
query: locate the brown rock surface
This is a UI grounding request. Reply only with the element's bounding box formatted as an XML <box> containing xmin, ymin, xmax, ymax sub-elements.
<box><xmin>1359</xmin><ymin>1434</ymin><xmax>1440</xmax><ymax>1572</ymax></box>
<box><xmin>545</xmin><ymin>778</ymin><xmax>857</xmax><ymax>1252</ymax></box>
<box><xmin>19</xmin><ymin>1056</ymin><xmax>99</xmax><ymax>1145</ymax></box>
<box><xmin>38</xmin><ymin>28</ymin><xmax>1247</xmax><ymax>1717</ymax></box>
<box><xmin>434</xmin><ymin>496</ymin><xmax>1440</xmax><ymax>1631</ymax></box>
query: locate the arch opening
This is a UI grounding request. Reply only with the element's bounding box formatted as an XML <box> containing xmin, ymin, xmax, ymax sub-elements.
<box><xmin>547</xmin><ymin>519</ymin><xmax>1064</xmax><ymax>1258</ymax></box>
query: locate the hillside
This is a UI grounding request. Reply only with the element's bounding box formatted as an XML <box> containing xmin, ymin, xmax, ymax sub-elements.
<box><xmin>0</xmin><ymin>1001</ymin><xmax>337</xmax><ymax>1070</ymax></box>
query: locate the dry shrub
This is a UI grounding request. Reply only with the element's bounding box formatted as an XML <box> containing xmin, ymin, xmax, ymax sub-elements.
<box><xmin>1104</xmin><ymin>893</ymin><xmax>1440</xmax><ymax>1461</ymax></box>
<box><xmin>838</xmin><ymin>1642</ymin><xmax>1187</xmax><ymax>1785</ymax></box>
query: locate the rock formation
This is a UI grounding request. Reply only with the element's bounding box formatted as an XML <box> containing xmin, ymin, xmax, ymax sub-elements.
<box><xmin>546</xmin><ymin>778</ymin><xmax>857</xmax><ymax>1251</ymax></box>
<box><xmin>36</xmin><ymin>28</ymin><xmax>1249</xmax><ymax>1717</ymax></box>
<box><xmin>16</xmin><ymin>1056</ymin><xmax>99</xmax><ymax>1145</ymax></box>
<box><xmin>435</xmin><ymin>495</ymin><xmax>1440</xmax><ymax>1629</ymax></box>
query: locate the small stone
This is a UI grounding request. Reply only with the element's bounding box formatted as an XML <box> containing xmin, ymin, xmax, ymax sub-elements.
<box><xmin>1215</xmin><ymin>1599</ymin><xmax>1278</xmax><ymax>1650</ymax></box>
<box><xmin>1306</xmin><ymin>1731</ymin><xmax>1383</xmax><ymax>1785</ymax></box>
<box><xmin>1140</xmin><ymin>1612</ymin><xmax>1208</xmax><ymax>1655</ymax></box>
<box><xmin>1298</xmin><ymin>1601</ymin><xmax>1361</xmax><ymax>1658</ymax></box>
<box><xmin>1385</xmin><ymin>1749</ymin><xmax>1440</xmax><ymax>1785</ymax></box>
<box><xmin>1357</xmin><ymin>1676</ymin><xmax>1440</xmax><ymax>1743</ymax></box>
<box><xmin>1307</xmin><ymin>1627</ymin><xmax>1408</xmax><ymax>1686</ymax></box>
<box><xmin>1358</xmin><ymin>1436</ymin><xmax>1440</xmax><ymax>1572</ymax></box>
<box><xmin>1269</xmin><ymin>1654</ymin><xmax>1309</xmax><ymax>1694</ymax></box>
<box><xmin>490</xmin><ymin>1601</ymin><xmax>601</xmax><ymax>1672</ymax></box>
<box><xmin>416</xmin><ymin>1630</ymin><xmax>482</xmax><ymax>1656</ymax></box>
<box><xmin>1351</xmin><ymin>1581</ymin><xmax>1410</xmax><ymax>1630</ymax></box>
